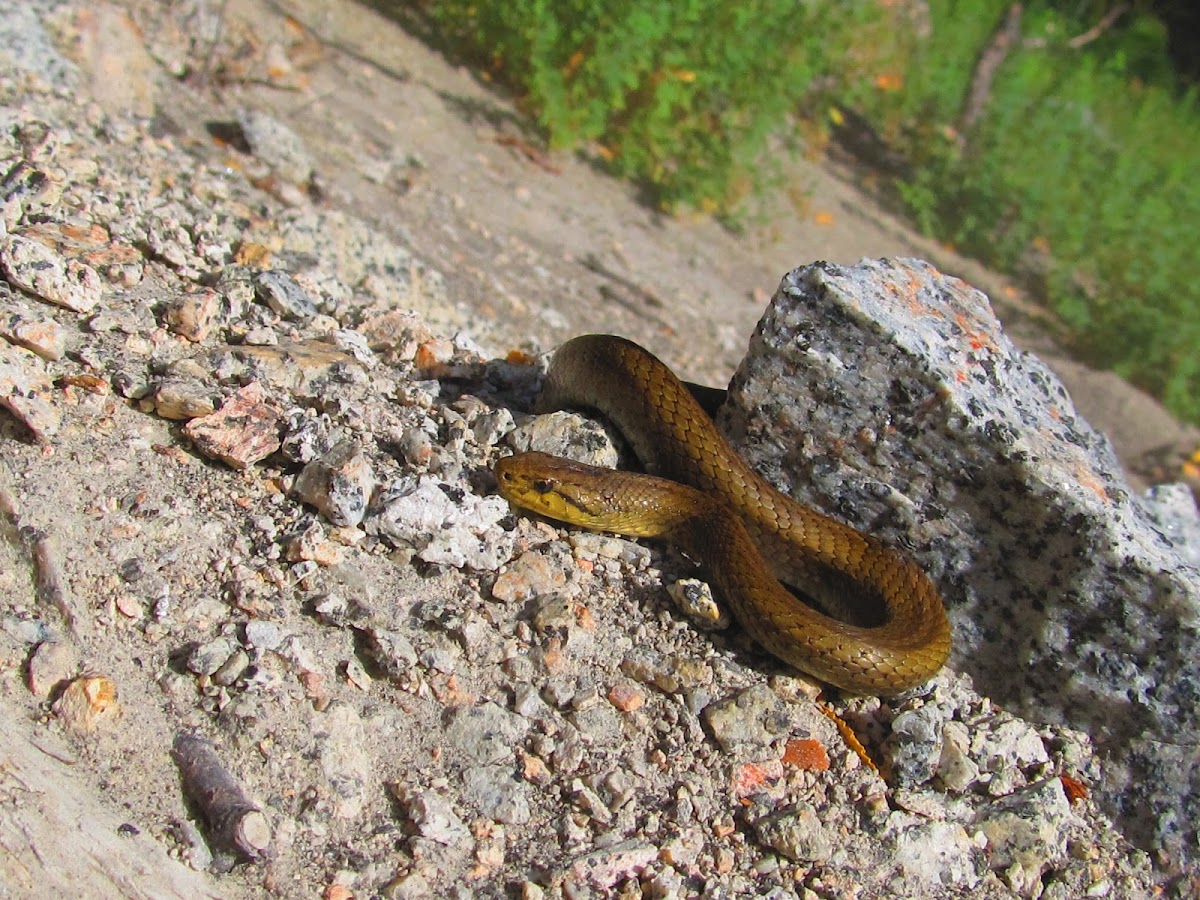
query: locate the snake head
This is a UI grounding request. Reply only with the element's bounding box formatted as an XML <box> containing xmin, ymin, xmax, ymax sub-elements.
<box><xmin>494</xmin><ymin>451</ymin><xmax>681</xmax><ymax>537</ymax></box>
<box><xmin>494</xmin><ymin>452</ymin><xmax>607</xmax><ymax>524</ymax></box>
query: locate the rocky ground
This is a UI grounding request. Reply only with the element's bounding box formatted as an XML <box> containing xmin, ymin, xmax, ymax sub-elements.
<box><xmin>1</xmin><ymin>1</ymin><xmax>1198</xmax><ymax>898</ymax></box>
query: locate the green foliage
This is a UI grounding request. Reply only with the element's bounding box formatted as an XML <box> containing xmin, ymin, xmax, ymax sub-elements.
<box><xmin>426</xmin><ymin>0</ymin><xmax>1200</xmax><ymax>424</ymax></box>
<box><xmin>429</xmin><ymin>0</ymin><xmax>877</xmax><ymax>212</ymax></box>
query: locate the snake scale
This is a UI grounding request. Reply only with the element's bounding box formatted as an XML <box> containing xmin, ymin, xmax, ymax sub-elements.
<box><xmin>494</xmin><ymin>334</ymin><xmax>951</xmax><ymax>694</ymax></box>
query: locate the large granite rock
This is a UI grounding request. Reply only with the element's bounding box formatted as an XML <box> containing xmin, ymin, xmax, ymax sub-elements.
<box><xmin>720</xmin><ymin>258</ymin><xmax>1200</xmax><ymax>863</ymax></box>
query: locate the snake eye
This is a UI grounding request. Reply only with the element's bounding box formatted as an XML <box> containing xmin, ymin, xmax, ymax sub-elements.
<box><xmin>533</xmin><ymin>479</ymin><xmax>555</xmax><ymax>494</ymax></box>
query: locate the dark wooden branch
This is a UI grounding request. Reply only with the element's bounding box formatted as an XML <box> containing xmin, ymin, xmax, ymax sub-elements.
<box><xmin>959</xmin><ymin>4</ymin><xmax>1025</xmax><ymax>142</ymax></box>
<box><xmin>958</xmin><ymin>2</ymin><xmax>1133</xmax><ymax>141</ymax></box>
<box><xmin>1067</xmin><ymin>3</ymin><xmax>1130</xmax><ymax>49</ymax></box>
<box><xmin>171</xmin><ymin>733</ymin><xmax>272</xmax><ymax>860</ymax></box>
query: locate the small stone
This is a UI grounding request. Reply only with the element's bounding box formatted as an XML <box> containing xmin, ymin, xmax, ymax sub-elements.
<box><xmin>457</xmin><ymin>614</ymin><xmax>502</xmax><ymax>665</ymax></box>
<box><xmin>518</xmin><ymin>751</ymin><xmax>552</xmax><ymax>786</ymax></box>
<box><xmin>279</xmin><ymin>410</ymin><xmax>337</xmax><ymax>464</ymax></box>
<box><xmin>254</xmin><ymin>270</ymin><xmax>318</xmax><ymax>321</ymax></box>
<box><xmin>891</xmin><ymin>820</ymin><xmax>982</xmax><ymax>888</ymax></box>
<box><xmin>571</xmin><ymin>532</ymin><xmax>646</xmax><ymax>567</ymax></box>
<box><xmin>781</xmin><ymin>738</ymin><xmax>829</xmax><ymax>771</ymax></box>
<box><xmin>114</xmin><ymin>593</ymin><xmax>143</xmax><ymax>619</ymax></box>
<box><xmin>621</xmin><ymin>650</ymin><xmax>713</xmax><ymax>695</ymax></box>
<box><xmin>165</xmin><ymin>289</ymin><xmax>222</xmax><ymax>342</ymax></box>
<box><xmin>282</xmin><ymin>517</ymin><xmax>328</xmax><ymax>562</ymax></box>
<box><xmin>660</xmin><ymin>828</ymin><xmax>705</xmax><ymax>869</ymax></box>
<box><xmin>399</xmin><ymin>788</ymin><xmax>471</xmax><ymax>847</ymax></box>
<box><xmin>937</xmin><ymin>721</ymin><xmax>981</xmax><ymax>792</ymax></box>
<box><xmin>420</xmin><ymin>644</ymin><xmax>459</xmax><ymax>675</ymax></box>
<box><xmin>398</xmin><ymin>426</ymin><xmax>434</xmax><ymax>467</ymax></box>
<box><xmin>317</xmin><ymin>704</ymin><xmax>371</xmax><ymax>819</ymax></box>
<box><xmin>413</xmin><ymin>337</ymin><xmax>454</xmax><ymax>370</ymax></box>
<box><xmin>667</xmin><ymin>578</ymin><xmax>729</xmax><ymax>630</ymax></box>
<box><xmin>470</xmin><ymin>408</ymin><xmax>514</xmax><ymax>448</ymax></box>
<box><xmin>606</xmin><ymin>681</ymin><xmax>645</xmax><ymax>712</ymax></box>
<box><xmin>110</xmin><ymin>363</ymin><xmax>154</xmax><ymax>400</ymax></box>
<box><xmin>2</xmin><ymin>233</ymin><xmax>102</xmax><ymax>312</ymax></box>
<box><xmin>52</xmin><ymin>674</ymin><xmax>119</xmax><ymax>733</ymax></box>
<box><xmin>152</xmin><ymin>376</ymin><xmax>218</xmax><ymax>420</ymax></box>
<box><xmin>513</xmin><ymin>683</ymin><xmax>551</xmax><ymax>719</ymax></box>
<box><xmin>242</xmin><ymin>326</ymin><xmax>278</xmax><ymax>346</ymax></box>
<box><xmin>973</xmin><ymin>717</ymin><xmax>1049</xmax><ymax>773</ymax></box>
<box><xmin>977</xmin><ymin>777</ymin><xmax>1073</xmax><ymax>891</ymax></box>
<box><xmin>237</xmin><ymin>108</ymin><xmax>317</xmax><ymax>185</ymax></box>
<box><xmin>384</xmin><ymin>870</ymin><xmax>431</xmax><ymax>899</ymax></box>
<box><xmin>505</xmin><ymin>411</ymin><xmax>620</xmax><ymax>468</ymax></box>
<box><xmin>212</xmin><ymin>649</ymin><xmax>250</xmax><ymax>686</ymax></box>
<box><xmin>293</xmin><ymin>439</ymin><xmax>375</xmax><ymax>527</ymax></box>
<box><xmin>0</xmin><ymin>342</ymin><xmax>59</xmax><ymax>438</ymax></box>
<box><xmin>569</xmin><ymin>778</ymin><xmax>612</xmax><ymax>825</ymax></box>
<box><xmin>370</xmin><ymin>477</ymin><xmax>514</xmax><ymax>570</ymax></box>
<box><xmin>644</xmin><ymin>867</ymin><xmax>686</xmax><ymax>898</ymax></box>
<box><xmin>188</xmin><ymin>637</ymin><xmax>238</xmax><ymax>676</ymax></box>
<box><xmin>355</xmin><ymin>308</ymin><xmax>433</xmax><ymax>356</ymax></box>
<box><xmin>702</xmin><ymin>684</ymin><xmax>792</xmax><ymax>754</ymax></box>
<box><xmin>145</xmin><ymin>212</ymin><xmax>197</xmax><ymax>271</ymax></box>
<box><xmin>892</xmin><ymin>789</ymin><xmax>948</xmax><ymax>819</ymax></box>
<box><xmin>887</xmin><ymin>704</ymin><xmax>946</xmax><ymax>787</ymax></box>
<box><xmin>532</xmin><ymin>594</ymin><xmax>577</xmax><ymax>634</ymax></box>
<box><xmin>562</xmin><ymin>840</ymin><xmax>657</xmax><ymax>891</ymax></box>
<box><xmin>493</xmin><ymin>551</ymin><xmax>571</xmax><ymax>603</ymax></box>
<box><xmin>344</xmin><ymin>657</ymin><xmax>372</xmax><ymax>690</ymax></box>
<box><xmin>1</xmin><ymin>161</ymin><xmax>59</xmax><ymax>229</ymax></box>
<box><xmin>364</xmin><ymin>628</ymin><xmax>418</xmax><ymax>678</ymax></box>
<box><xmin>0</xmin><ymin>307</ymin><xmax>67</xmax><ymax>360</ymax></box>
<box><xmin>27</xmin><ymin>640</ymin><xmax>77</xmax><ymax>700</ymax></box>
<box><xmin>183</xmin><ymin>381</ymin><xmax>282</xmax><ymax>469</ymax></box>
<box><xmin>752</xmin><ymin>802</ymin><xmax>832</xmax><ymax>862</ymax></box>
<box><xmin>445</xmin><ymin>701</ymin><xmax>530</xmax><ymax>766</ymax></box>
<box><xmin>461</xmin><ymin>765</ymin><xmax>532</xmax><ymax>825</ymax></box>
<box><xmin>244</xmin><ymin>620</ymin><xmax>284</xmax><ymax>652</ymax></box>
<box><xmin>324</xmin><ymin>328</ymin><xmax>375</xmax><ymax>366</ymax></box>
<box><xmin>730</xmin><ymin>760</ymin><xmax>784</xmax><ymax>799</ymax></box>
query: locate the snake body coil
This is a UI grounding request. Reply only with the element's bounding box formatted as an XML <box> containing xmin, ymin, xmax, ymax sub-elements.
<box><xmin>494</xmin><ymin>334</ymin><xmax>951</xmax><ymax>694</ymax></box>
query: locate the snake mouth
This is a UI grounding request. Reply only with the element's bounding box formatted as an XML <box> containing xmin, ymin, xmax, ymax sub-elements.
<box><xmin>495</xmin><ymin>455</ymin><xmax>616</xmax><ymax>523</ymax></box>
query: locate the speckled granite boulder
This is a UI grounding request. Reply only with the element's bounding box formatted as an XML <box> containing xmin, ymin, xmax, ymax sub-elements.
<box><xmin>719</xmin><ymin>258</ymin><xmax>1200</xmax><ymax>864</ymax></box>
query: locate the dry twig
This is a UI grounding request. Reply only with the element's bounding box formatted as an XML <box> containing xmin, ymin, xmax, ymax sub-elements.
<box><xmin>171</xmin><ymin>733</ymin><xmax>272</xmax><ymax>860</ymax></box>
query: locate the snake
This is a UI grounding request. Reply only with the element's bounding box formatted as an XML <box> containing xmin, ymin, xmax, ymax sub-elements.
<box><xmin>493</xmin><ymin>334</ymin><xmax>951</xmax><ymax>694</ymax></box>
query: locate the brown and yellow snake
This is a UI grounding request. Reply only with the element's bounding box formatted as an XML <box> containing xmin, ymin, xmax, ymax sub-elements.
<box><xmin>494</xmin><ymin>334</ymin><xmax>951</xmax><ymax>694</ymax></box>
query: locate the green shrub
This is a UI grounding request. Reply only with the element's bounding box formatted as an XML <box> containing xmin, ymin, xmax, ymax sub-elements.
<box><xmin>429</xmin><ymin>0</ymin><xmax>881</xmax><ymax>212</ymax></box>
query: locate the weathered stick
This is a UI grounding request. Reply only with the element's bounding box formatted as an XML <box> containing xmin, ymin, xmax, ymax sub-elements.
<box><xmin>28</xmin><ymin>526</ymin><xmax>85</xmax><ymax>637</ymax></box>
<box><xmin>0</xmin><ymin>478</ymin><xmax>86</xmax><ymax>637</ymax></box>
<box><xmin>171</xmin><ymin>733</ymin><xmax>272</xmax><ymax>860</ymax></box>
<box><xmin>958</xmin><ymin>3</ymin><xmax>1024</xmax><ymax>139</ymax></box>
